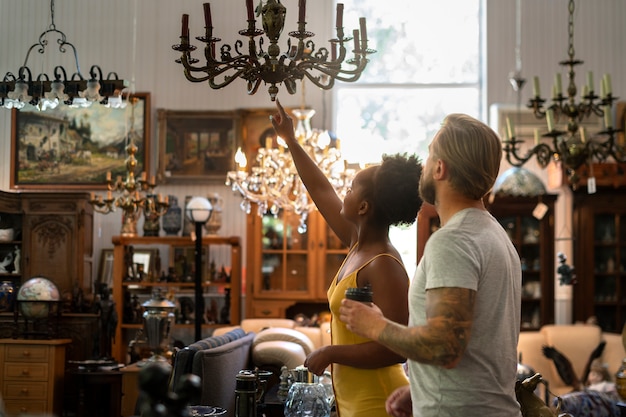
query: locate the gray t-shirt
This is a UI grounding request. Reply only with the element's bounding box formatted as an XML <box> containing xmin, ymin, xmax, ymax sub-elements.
<box><xmin>408</xmin><ymin>208</ymin><xmax>522</xmax><ymax>417</ymax></box>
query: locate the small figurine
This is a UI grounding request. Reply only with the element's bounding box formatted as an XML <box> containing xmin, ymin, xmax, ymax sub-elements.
<box><xmin>13</xmin><ymin>246</ymin><xmax>20</xmax><ymax>274</ymax></box>
<box><xmin>556</xmin><ymin>252</ymin><xmax>576</xmax><ymax>286</ymax></box>
<box><xmin>0</xmin><ymin>250</ymin><xmax>13</xmax><ymax>273</ymax></box>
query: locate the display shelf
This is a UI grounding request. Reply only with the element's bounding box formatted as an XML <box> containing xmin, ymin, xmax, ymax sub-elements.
<box><xmin>110</xmin><ymin>235</ymin><xmax>241</xmax><ymax>363</ymax></box>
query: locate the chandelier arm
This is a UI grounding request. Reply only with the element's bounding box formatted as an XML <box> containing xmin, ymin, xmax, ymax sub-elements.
<box><xmin>503</xmin><ymin>141</ymin><xmax>553</xmax><ymax>168</ymax></box>
<box><xmin>296</xmin><ymin>58</ymin><xmax>368</xmax><ymax>83</ymax></box>
<box><xmin>595</xmin><ymin>131</ymin><xmax>626</xmax><ymax>163</ymax></box>
<box><xmin>247</xmin><ymin>78</ymin><xmax>263</xmax><ymax>95</ymax></box>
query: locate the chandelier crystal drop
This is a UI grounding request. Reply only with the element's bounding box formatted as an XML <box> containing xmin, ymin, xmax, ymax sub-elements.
<box><xmin>0</xmin><ymin>0</ymin><xmax>127</xmax><ymax>110</ymax></box>
<box><xmin>225</xmin><ymin>108</ymin><xmax>356</xmax><ymax>234</ymax></box>
<box><xmin>172</xmin><ymin>0</ymin><xmax>375</xmax><ymax>102</ymax></box>
<box><xmin>502</xmin><ymin>0</ymin><xmax>625</xmax><ymax>188</ymax></box>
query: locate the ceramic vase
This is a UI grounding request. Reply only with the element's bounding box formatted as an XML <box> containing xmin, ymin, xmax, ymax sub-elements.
<box><xmin>162</xmin><ymin>195</ymin><xmax>182</xmax><ymax>235</ymax></box>
<box><xmin>205</xmin><ymin>193</ymin><xmax>223</xmax><ymax>235</ymax></box>
<box><xmin>0</xmin><ymin>280</ymin><xmax>15</xmax><ymax>312</ymax></box>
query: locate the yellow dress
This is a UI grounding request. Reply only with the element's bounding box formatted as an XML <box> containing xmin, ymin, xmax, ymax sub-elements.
<box><xmin>328</xmin><ymin>252</ymin><xmax>409</xmax><ymax>417</ymax></box>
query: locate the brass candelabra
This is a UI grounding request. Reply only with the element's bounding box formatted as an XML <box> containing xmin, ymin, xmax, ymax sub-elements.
<box><xmin>89</xmin><ymin>99</ymin><xmax>168</xmax><ymax>236</ymax></box>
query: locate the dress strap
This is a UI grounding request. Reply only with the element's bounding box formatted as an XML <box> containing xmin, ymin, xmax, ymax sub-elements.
<box><xmin>353</xmin><ymin>253</ymin><xmax>404</xmax><ymax>274</ymax></box>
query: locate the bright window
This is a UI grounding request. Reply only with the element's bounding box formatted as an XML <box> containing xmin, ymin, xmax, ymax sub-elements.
<box><xmin>334</xmin><ymin>0</ymin><xmax>484</xmax><ymax>273</ymax></box>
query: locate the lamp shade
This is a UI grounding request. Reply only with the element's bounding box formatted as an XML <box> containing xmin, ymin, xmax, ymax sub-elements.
<box><xmin>185</xmin><ymin>196</ymin><xmax>213</xmax><ymax>223</ymax></box>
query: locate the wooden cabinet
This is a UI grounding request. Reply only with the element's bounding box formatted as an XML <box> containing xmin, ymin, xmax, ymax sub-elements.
<box><xmin>0</xmin><ymin>338</ymin><xmax>71</xmax><ymax>416</ymax></box>
<box><xmin>417</xmin><ymin>195</ymin><xmax>557</xmax><ymax>331</ymax></box>
<box><xmin>110</xmin><ymin>235</ymin><xmax>242</xmax><ymax>363</ymax></box>
<box><xmin>573</xmin><ymin>191</ymin><xmax>626</xmax><ymax>332</ymax></box>
<box><xmin>0</xmin><ymin>192</ymin><xmax>23</xmax><ymax>304</ymax></box>
<box><xmin>0</xmin><ymin>190</ymin><xmax>93</xmax><ymax>297</ymax></box>
<box><xmin>246</xmin><ymin>210</ymin><xmax>348</xmax><ymax>318</ymax></box>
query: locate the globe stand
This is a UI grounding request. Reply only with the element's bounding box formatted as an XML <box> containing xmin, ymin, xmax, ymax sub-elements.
<box><xmin>13</xmin><ymin>300</ymin><xmax>62</xmax><ymax>339</ymax></box>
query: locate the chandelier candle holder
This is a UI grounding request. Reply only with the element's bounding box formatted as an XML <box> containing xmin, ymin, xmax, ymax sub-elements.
<box><xmin>0</xmin><ymin>0</ymin><xmax>127</xmax><ymax>110</ymax></box>
<box><xmin>89</xmin><ymin>99</ymin><xmax>169</xmax><ymax>236</ymax></box>
<box><xmin>172</xmin><ymin>0</ymin><xmax>375</xmax><ymax>101</ymax></box>
<box><xmin>503</xmin><ymin>0</ymin><xmax>625</xmax><ymax>189</ymax></box>
<box><xmin>225</xmin><ymin>107</ymin><xmax>355</xmax><ymax>233</ymax></box>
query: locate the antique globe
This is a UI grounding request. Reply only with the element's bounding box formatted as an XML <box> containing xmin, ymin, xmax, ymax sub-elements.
<box><xmin>17</xmin><ymin>277</ymin><xmax>60</xmax><ymax>319</ymax></box>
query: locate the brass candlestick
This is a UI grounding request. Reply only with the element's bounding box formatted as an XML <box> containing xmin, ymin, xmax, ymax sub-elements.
<box><xmin>89</xmin><ymin>98</ymin><xmax>169</xmax><ymax>236</ymax></box>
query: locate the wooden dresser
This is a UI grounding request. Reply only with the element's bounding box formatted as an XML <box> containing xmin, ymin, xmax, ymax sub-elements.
<box><xmin>0</xmin><ymin>338</ymin><xmax>71</xmax><ymax>416</ymax></box>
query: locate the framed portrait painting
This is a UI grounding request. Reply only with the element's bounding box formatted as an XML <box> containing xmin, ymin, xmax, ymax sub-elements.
<box><xmin>10</xmin><ymin>92</ymin><xmax>151</xmax><ymax>190</ymax></box>
<box><xmin>157</xmin><ymin>109</ymin><xmax>240</xmax><ymax>183</ymax></box>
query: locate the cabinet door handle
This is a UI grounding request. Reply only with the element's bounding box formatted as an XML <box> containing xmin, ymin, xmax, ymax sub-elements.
<box><xmin>21</xmin><ymin>388</ymin><xmax>29</xmax><ymax>394</ymax></box>
<box><xmin>261</xmin><ymin>310</ymin><xmax>272</xmax><ymax>316</ymax></box>
<box><xmin>21</xmin><ymin>369</ymin><xmax>30</xmax><ymax>375</ymax></box>
<box><xmin>22</xmin><ymin>350</ymin><xmax>31</xmax><ymax>357</ymax></box>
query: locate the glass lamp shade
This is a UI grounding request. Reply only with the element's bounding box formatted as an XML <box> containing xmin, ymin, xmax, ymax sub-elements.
<box><xmin>186</xmin><ymin>196</ymin><xmax>213</xmax><ymax>224</ymax></box>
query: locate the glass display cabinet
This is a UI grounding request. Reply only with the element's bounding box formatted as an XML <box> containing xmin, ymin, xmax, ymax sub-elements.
<box><xmin>573</xmin><ymin>191</ymin><xmax>626</xmax><ymax>332</ymax></box>
<box><xmin>417</xmin><ymin>195</ymin><xmax>557</xmax><ymax>331</ymax></box>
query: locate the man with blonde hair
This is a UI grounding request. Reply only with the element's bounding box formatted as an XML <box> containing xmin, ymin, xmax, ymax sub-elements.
<box><xmin>340</xmin><ymin>114</ymin><xmax>522</xmax><ymax>416</ymax></box>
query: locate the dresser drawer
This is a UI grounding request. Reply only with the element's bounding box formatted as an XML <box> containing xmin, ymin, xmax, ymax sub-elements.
<box><xmin>248</xmin><ymin>303</ymin><xmax>285</xmax><ymax>318</ymax></box>
<box><xmin>5</xmin><ymin>400</ymin><xmax>47</xmax><ymax>415</ymax></box>
<box><xmin>4</xmin><ymin>362</ymin><xmax>49</xmax><ymax>380</ymax></box>
<box><xmin>4</xmin><ymin>344</ymin><xmax>49</xmax><ymax>362</ymax></box>
<box><xmin>3</xmin><ymin>381</ymin><xmax>48</xmax><ymax>400</ymax></box>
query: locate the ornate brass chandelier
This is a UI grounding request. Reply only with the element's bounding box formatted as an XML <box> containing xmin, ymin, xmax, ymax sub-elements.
<box><xmin>0</xmin><ymin>0</ymin><xmax>127</xmax><ymax>110</ymax></box>
<box><xmin>89</xmin><ymin>98</ymin><xmax>169</xmax><ymax>236</ymax></box>
<box><xmin>502</xmin><ymin>0</ymin><xmax>625</xmax><ymax>188</ymax></box>
<box><xmin>225</xmin><ymin>106</ymin><xmax>356</xmax><ymax>233</ymax></box>
<box><xmin>172</xmin><ymin>0</ymin><xmax>374</xmax><ymax>101</ymax></box>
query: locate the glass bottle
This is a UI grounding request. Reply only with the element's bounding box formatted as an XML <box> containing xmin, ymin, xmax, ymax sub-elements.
<box><xmin>284</xmin><ymin>367</ymin><xmax>331</xmax><ymax>417</ymax></box>
<box><xmin>235</xmin><ymin>370</ymin><xmax>257</xmax><ymax>417</ymax></box>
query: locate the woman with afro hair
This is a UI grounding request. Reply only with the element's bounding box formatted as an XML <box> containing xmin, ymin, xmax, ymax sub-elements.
<box><xmin>271</xmin><ymin>100</ymin><xmax>423</xmax><ymax>417</ymax></box>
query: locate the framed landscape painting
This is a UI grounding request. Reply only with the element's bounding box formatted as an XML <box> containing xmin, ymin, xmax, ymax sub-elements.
<box><xmin>10</xmin><ymin>92</ymin><xmax>151</xmax><ymax>190</ymax></box>
<box><xmin>157</xmin><ymin>109</ymin><xmax>239</xmax><ymax>184</ymax></box>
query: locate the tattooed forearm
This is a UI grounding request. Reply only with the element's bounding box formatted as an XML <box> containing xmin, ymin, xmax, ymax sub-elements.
<box><xmin>378</xmin><ymin>287</ymin><xmax>475</xmax><ymax>368</ymax></box>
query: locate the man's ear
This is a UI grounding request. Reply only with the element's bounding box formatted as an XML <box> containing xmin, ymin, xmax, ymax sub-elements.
<box><xmin>433</xmin><ymin>158</ymin><xmax>447</xmax><ymax>180</ymax></box>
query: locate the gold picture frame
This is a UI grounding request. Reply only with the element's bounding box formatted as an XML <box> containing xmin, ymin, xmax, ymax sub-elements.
<box><xmin>11</xmin><ymin>93</ymin><xmax>151</xmax><ymax>190</ymax></box>
<box><xmin>157</xmin><ymin>109</ymin><xmax>240</xmax><ymax>184</ymax></box>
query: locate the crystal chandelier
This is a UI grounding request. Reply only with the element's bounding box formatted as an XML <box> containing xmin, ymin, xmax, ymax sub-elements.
<box><xmin>89</xmin><ymin>98</ymin><xmax>169</xmax><ymax>236</ymax></box>
<box><xmin>172</xmin><ymin>0</ymin><xmax>375</xmax><ymax>101</ymax></box>
<box><xmin>0</xmin><ymin>0</ymin><xmax>127</xmax><ymax>111</ymax></box>
<box><xmin>225</xmin><ymin>106</ymin><xmax>356</xmax><ymax>233</ymax></box>
<box><xmin>502</xmin><ymin>0</ymin><xmax>625</xmax><ymax>189</ymax></box>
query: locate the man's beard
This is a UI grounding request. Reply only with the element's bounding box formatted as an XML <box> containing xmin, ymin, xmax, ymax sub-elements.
<box><xmin>419</xmin><ymin>175</ymin><xmax>436</xmax><ymax>206</ymax></box>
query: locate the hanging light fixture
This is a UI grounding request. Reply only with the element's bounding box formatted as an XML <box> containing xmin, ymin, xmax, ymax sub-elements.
<box><xmin>502</xmin><ymin>0</ymin><xmax>624</xmax><ymax>189</ymax></box>
<box><xmin>225</xmin><ymin>101</ymin><xmax>356</xmax><ymax>233</ymax></box>
<box><xmin>172</xmin><ymin>0</ymin><xmax>375</xmax><ymax>102</ymax></box>
<box><xmin>0</xmin><ymin>0</ymin><xmax>127</xmax><ymax>110</ymax></box>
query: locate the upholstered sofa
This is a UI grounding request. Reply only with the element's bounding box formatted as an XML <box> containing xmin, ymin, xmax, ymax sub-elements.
<box><xmin>168</xmin><ymin>318</ymin><xmax>331</xmax><ymax>417</ymax></box>
<box><xmin>517</xmin><ymin>324</ymin><xmax>626</xmax><ymax>414</ymax></box>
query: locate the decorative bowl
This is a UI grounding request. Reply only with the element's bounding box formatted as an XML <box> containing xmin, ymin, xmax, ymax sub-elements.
<box><xmin>188</xmin><ymin>406</ymin><xmax>227</xmax><ymax>417</ymax></box>
<box><xmin>0</xmin><ymin>228</ymin><xmax>14</xmax><ymax>242</ymax></box>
